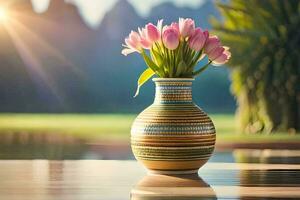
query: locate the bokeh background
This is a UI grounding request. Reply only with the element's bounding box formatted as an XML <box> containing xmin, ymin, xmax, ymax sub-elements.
<box><xmin>0</xmin><ymin>0</ymin><xmax>235</xmax><ymax>113</ymax></box>
<box><xmin>0</xmin><ymin>0</ymin><xmax>299</xmax><ymax>160</ymax></box>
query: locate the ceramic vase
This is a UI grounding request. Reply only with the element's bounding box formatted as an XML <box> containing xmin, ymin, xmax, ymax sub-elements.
<box><xmin>131</xmin><ymin>78</ymin><xmax>216</xmax><ymax>174</ymax></box>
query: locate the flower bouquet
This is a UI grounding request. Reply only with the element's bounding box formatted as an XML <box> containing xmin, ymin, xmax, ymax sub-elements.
<box><xmin>122</xmin><ymin>18</ymin><xmax>231</xmax><ymax>96</ymax></box>
<box><xmin>123</xmin><ymin>18</ymin><xmax>231</xmax><ymax>174</ymax></box>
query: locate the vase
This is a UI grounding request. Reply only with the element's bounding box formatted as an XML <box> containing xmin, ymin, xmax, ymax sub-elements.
<box><xmin>131</xmin><ymin>78</ymin><xmax>216</xmax><ymax>174</ymax></box>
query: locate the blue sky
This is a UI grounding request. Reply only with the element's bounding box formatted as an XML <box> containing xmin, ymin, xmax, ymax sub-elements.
<box><xmin>31</xmin><ymin>0</ymin><xmax>205</xmax><ymax>27</ymax></box>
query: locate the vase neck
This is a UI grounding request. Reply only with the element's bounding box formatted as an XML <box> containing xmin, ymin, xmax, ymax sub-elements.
<box><xmin>153</xmin><ymin>78</ymin><xmax>193</xmax><ymax>104</ymax></box>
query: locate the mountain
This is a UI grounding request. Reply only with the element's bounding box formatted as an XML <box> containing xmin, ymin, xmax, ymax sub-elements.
<box><xmin>0</xmin><ymin>0</ymin><xmax>235</xmax><ymax>113</ymax></box>
<box><xmin>148</xmin><ymin>0</ymin><xmax>220</xmax><ymax>28</ymax></box>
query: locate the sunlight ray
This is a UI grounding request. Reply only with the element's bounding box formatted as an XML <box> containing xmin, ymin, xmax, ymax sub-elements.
<box><xmin>0</xmin><ymin>6</ymin><xmax>89</xmax><ymax>106</ymax></box>
<box><xmin>3</xmin><ymin>19</ymin><xmax>65</xmax><ymax>103</ymax></box>
<box><xmin>8</xmin><ymin>12</ymin><xmax>84</xmax><ymax>77</ymax></box>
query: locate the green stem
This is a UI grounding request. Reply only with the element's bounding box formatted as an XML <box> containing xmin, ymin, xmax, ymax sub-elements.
<box><xmin>189</xmin><ymin>50</ymin><xmax>203</xmax><ymax>70</ymax></box>
<box><xmin>172</xmin><ymin>50</ymin><xmax>176</xmax><ymax>77</ymax></box>
<box><xmin>187</xmin><ymin>50</ymin><xmax>196</xmax><ymax>68</ymax></box>
<box><xmin>161</xmin><ymin>44</ymin><xmax>168</xmax><ymax>76</ymax></box>
<box><xmin>193</xmin><ymin>61</ymin><xmax>212</xmax><ymax>76</ymax></box>
<box><xmin>167</xmin><ymin>49</ymin><xmax>174</xmax><ymax>78</ymax></box>
<box><xmin>155</xmin><ymin>42</ymin><xmax>164</xmax><ymax>57</ymax></box>
<box><xmin>183</xmin><ymin>42</ymin><xmax>189</xmax><ymax>58</ymax></box>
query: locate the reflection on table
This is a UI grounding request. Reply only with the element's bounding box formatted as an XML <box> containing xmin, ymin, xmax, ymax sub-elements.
<box><xmin>131</xmin><ymin>173</ymin><xmax>217</xmax><ymax>200</ymax></box>
<box><xmin>0</xmin><ymin>160</ymin><xmax>299</xmax><ymax>200</ymax></box>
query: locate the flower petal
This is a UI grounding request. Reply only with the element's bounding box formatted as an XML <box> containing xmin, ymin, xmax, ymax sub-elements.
<box><xmin>121</xmin><ymin>48</ymin><xmax>136</xmax><ymax>56</ymax></box>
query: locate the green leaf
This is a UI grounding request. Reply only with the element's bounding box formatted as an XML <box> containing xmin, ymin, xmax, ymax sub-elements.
<box><xmin>189</xmin><ymin>50</ymin><xmax>203</xmax><ymax>69</ymax></box>
<box><xmin>176</xmin><ymin>60</ymin><xmax>187</xmax><ymax>77</ymax></box>
<box><xmin>150</xmin><ymin>48</ymin><xmax>163</xmax><ymax>67</ymax></box>
<box><xmin>141</xmin><ymin>50</ymin><xmax>159</xmax><ymax>73</ymax></box>
<box><xmin>134</xmin><ymin>68</ymin><xmax>155</xmax><ymax>97</ymax></box>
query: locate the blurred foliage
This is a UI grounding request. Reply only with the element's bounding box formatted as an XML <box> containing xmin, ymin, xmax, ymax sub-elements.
<box><xmin>212</xmin><ymin>0</ymin><xmax>300</xmax><ymax>133</ymax></box>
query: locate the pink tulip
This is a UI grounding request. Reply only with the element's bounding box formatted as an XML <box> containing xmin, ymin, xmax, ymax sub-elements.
<box><xmin>188</xmin><ymin>28</ymin><xmax>208</xmax><ymax>51</ymax></box>
<box><xmin>170</xmin><ymin>22</ymin><xmax>179</xmax><ymax>33</ymax></box>
<box><xmin>179</xmin><ymin>18</ymin><xmax>195</xmax><ymax>38</ymax></box>
<box><xmin>145</xmin><ymin>23</ymin><xmax>160</xmax><ymax>43</ymax></box>
<box><xmin>204</xmin><ymin>36</ymin><xmax>221</xmax><ymax>54</ymax></box>
<box><xmin>205</xmin><ymin>35</ymin><xmax>231</xmax><ymax>65</ymax></box>
<box><xmin>127</xmin><ymin>31</ymin><xmax>140</xmax><ymax>49</ymax></box>
<box><xmin>207</xmin><ymin>46</ymin><xmax>225</xmax><ymax>60</ymax></box>
<box><xmin>138</xmin><ymin>27</ymin><xmax>147</xmax><ymax>40</ymax></box>
<box><xmin>203</xmin><ymin>30</ymin><xmax>209</xmax><ymax>40</ymax></box>
<box><xmin>162</xmin><ymin>26</ymin><xmax>179</xmax><ymax>50</ymax></box>
<box><xmin>138</xmin><ymin>28</ymin><xmax>152</xmax><ymax>49</ymax></box>
<box><xmin>156</xmin><ymin>19</ymin><xmax>163</xmax><ymax>36</ymax></box>
<box><xmin>122</xmin><ymin>31</ymin><xmax>142</xmax><ymax>56</ymax></box>
<box><xmin>140</xmin><ymin>38</ymin><xmax>152</xmax><ymax>49</ymax></box>
<box><xmin>212</xmin><ymin>47</ymin><xmax>231</xmax><ymax>65</ymax></box>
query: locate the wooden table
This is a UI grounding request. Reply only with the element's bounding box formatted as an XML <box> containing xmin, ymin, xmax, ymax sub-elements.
<box><xmin>0</xmin><ymin>160</ymin><xmax>299</xmax><ymax>199</ymax></box>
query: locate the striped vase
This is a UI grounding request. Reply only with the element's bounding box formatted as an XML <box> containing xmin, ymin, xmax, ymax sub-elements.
<box><xmin>131</xmin><ymin>78</ymin><xmax>216</xmax><ymax>174</ymax></box>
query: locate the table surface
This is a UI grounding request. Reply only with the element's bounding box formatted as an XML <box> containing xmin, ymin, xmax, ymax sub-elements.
<box><xmin>0</xmin><ymin>160</ymin><xmax>299</xmax><ymax>200</ymax></box>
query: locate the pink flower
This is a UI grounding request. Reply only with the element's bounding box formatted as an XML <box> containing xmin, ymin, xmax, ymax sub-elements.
<box><xmin>205</xmin><ymin>35</ymin><xmax>231</xmax><ymax>65</ymax></box>
<box><xmin>140</xmin><ymin>38</ymin><xmax>152</xmax><ymax>49</ymax></box>
<box><xmin>207</xmin><ymin>46</ymin><xmax>225</xmax><ymax>60</ymax></box>
<box><xmin>145</xmin><ymin>23</ymin><xmax>160</xmax><ymax>43</ymax></box>
<box><xmin>138</xmin><ymin>28</ymin><xmax>152</xmax><ymax>49</ymax></box>
<box><xmin>162</xmin><ymin>26</ymin><xmax>179</xmax><ymax>50</ymax></box>
<box><xmin>212</xmin><ymin>47</ymin><xmax>231</xmax><ymax>65</ymax></box>
<box><xmin>170</xmin><ymin>22</ymin><xmax>179</xmax><ymax>33</ymax></box>
<box><xmin>188</xmin><ymin>28</ymin><xmax>208</xmax><ymax>51</ymax></box>
<box><xmin>179</xmin><ymin>18</ymin><xmax>195</xmax><ymax>38</ymax></box>
<box><xmin>122</xmin><ymin>31</ymin><xmax>142</xmax><ymax>56</ymax></box>
<box><xmin>204</xmin><ymin>36</ymin><xmax>221</xmax><ymax>54</ymax></box>
<box><xmin>156</xmin><ymin>19</ymin><xmax>163</xmax><ymax>36</ymax></box>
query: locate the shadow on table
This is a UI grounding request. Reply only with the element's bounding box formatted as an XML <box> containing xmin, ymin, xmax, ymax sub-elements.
<box><xmin>131</xmin><ymin>173</ymin><xmax>217</xmax><ymax>200</ymax></box>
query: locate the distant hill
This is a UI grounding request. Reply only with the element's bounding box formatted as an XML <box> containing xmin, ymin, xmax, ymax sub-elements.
<box><xmin>0</xmin><ymin>0</ymin><xmax>235</xmax><ymax>113</ymax></box>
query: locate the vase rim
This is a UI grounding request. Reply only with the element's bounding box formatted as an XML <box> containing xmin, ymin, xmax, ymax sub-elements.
<box><xmin>152</xmin><ymin>78</ymin><xmax>195</xmax><ymax>82</ymax></box>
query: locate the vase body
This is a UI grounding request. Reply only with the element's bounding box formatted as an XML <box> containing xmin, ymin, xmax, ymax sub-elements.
<box><xmin>131</xmin><ymin>78</ymin><xmax>216</xmax><ymax>174</ymax></box>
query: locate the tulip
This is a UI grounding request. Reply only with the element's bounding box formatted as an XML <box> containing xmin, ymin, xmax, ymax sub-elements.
<box><xmin>138</xmin><ymin>28</ymin><xmax>152</xmax><ymax>49</ymax></box>
<box><xmin>203</xmin><ymin>30</ymin><xmax>209</xmax><ymax>40</ymax></box>
<box><xmin>156</xmin><ymin>19</ymin><xmax>163</xmax><ymax>36</ymax></box>
<box><xmin>145</xmin><ymin>23</ymin><xmax>160</xmax><ymax>43</ymax></box>
<box><xmin>188</xmin><ymin>28</ymin><xmax>208</xmax><ymax>51</ymax></box>
<box><xmin>212</xmin><ymin>47</ymin><xmax>231</xmax><ymax>65</ymax></box>
<box><xmin>122</xmin><ymin>31</ymin><xmax>142</xmax><ymax>56</ymax></box>
<box><xmin>162</xmin><ymin>26</ymin><xmax>179</xmax><ymax>50</ymax></box>
<box><xmin>207</xmin><ymin>46</ymin><xmax>225</xmax><ymax>60</ymax></box>
<box><xmin>138</xmin><ymin>27</ymin><xmax>147</xmax><ymax>40</ymax></box>
<box><xmin>204</xmin><ymin>36</ymin><xmax>221</xmax><ymax>54</ymax></box>
<box><xmin>140</xmin><ymin>38</ymin><xmax>152</xmax><ymax>49</ymax></box>
<box><xmin>170</xmin><ymin>22</ymin><xmax>179</xmax><ymax>33</ymax></box>
<box><xmin>179</xmin><ymin>18</ymin><xmax>195</xmax><ymax>38</ymax></box>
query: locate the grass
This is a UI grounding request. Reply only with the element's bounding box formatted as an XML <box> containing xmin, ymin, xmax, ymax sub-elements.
<box><xmin>0</xmin><ymin>113</ymin><xmax>299</xmax><ymax>142</ymax></box>
<box><xmin>0</xmin><ymin>114</ymin><xmax>135</xmax><ymax>140</ymax></box>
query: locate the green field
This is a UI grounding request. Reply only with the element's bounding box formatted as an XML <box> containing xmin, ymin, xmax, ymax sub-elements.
<box><xmin>0</xmin><ymin>114</ymin><xmax>299</xmax><ymax>142</ymax></box>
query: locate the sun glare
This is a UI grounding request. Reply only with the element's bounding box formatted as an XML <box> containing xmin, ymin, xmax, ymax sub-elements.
<box><xmin>0</xmin><ymin>7</ymin><xmax>8</xmax><ymax>22</ymax></box>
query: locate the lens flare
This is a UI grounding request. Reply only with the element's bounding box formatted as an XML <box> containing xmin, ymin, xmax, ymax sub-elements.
<box><xmin>0</xmin><ymin>7</ymin><xmax>8</xmax><ymax>22</ymax></box>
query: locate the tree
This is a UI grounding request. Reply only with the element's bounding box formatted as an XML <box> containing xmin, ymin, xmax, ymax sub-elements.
<box><xmin>211</xmin><ymin>0</ymin><xmax>300</xmax><ymax>133</ymax></box>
